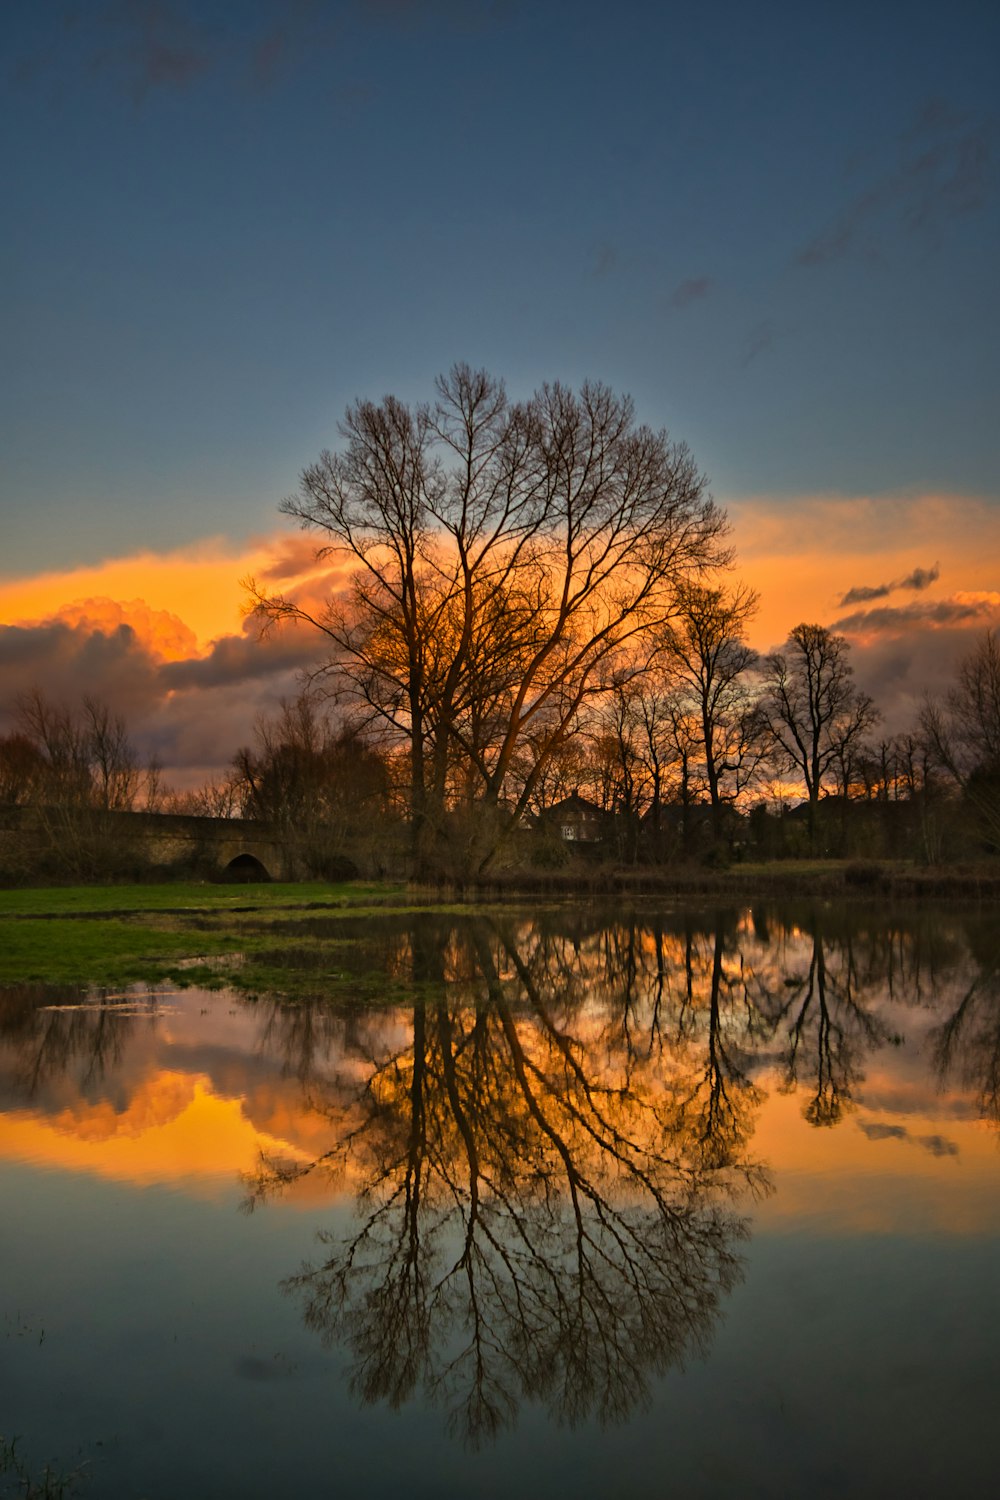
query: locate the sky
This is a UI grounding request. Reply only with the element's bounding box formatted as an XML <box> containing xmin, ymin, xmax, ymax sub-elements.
<box><xmin>2</xmin><ymin>0</ymin><xmax>998</xmax><ymax>784</ymax></box>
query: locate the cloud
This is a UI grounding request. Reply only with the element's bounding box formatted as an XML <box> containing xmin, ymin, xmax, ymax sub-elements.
<box><xmin>0</xmin><ymin>530</ymin><xmax>316</xmax><ymax>651</ymax></box>
<box><xmin>255</xmin><ymin>533</ymin><xmax>334</xmax><ymax>583</ymax></box>
<box><xmin>51</xmin><ymin>597</ymin><xmax>199</xmax><ymax>661</ymax></box>
<box><xmin>899</xmin><ymin>563</ymin><xmax>940</xmax><ymax>592</ymax></box>
<box><xmin>839</xmin><ymin>562</ymin><xmax>939</xmax><ymax>607</ymax></box>
<box><xmin>161</xmin><ymin>615</ymin><xmax>324</xmax><ymax>690</ymax></box>
<box><xmin>741</xmin><ymin>319</ymin><xmax>776</xmax><ymax>367</ymax></box>
<box><xmin>85</xmin><ymin>0</ymin><xmax>213</xmax><ymax>104</ymax></box>
<box><xmin>795</xmin><ymin>100</ymin><xmax>993</xmax><ymax>268</ymax></box>
<box><xmin>833</xmin><ymin>593</ymin><xmax>1000</xmax><ymax>636</ymax></box>
<box><xmin>728</xmin><ymin>490</ymin><xmax>1000</xmax><ymax>736</ymax></box>
<box><xmin>670</xmin><ymin>276</ymin><xmax>713</xmax><ymax>309</ymax></box>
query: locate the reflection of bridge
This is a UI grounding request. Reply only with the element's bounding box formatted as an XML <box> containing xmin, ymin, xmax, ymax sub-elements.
<box><xmin>0</xmin><ymin>804</ymin><xmax>291</xmax><ymax>880</ymax></box>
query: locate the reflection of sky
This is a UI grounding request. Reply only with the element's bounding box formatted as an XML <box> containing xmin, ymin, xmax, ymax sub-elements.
<box><xmin>0</xmin><ymin>940</ymin><xmax>997</xmax><ymax>1222</ymax></box>
<box><xmin>2</xmin><ymin>911</ymin><xmax>1000</xmax><ymax>1498</ymax></box>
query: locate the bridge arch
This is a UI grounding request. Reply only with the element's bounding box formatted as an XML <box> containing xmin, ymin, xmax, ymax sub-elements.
<box><xmin>221</xmin><ymin>852</ymin><xmax>272</xmax><ymax>882</ymax></box>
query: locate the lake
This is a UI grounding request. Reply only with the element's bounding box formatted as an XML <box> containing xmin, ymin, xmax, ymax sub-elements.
<box><xmin>1</xmin><ymin>901</ymin><xmax>998</xmax><ymax>1498</ymax></box>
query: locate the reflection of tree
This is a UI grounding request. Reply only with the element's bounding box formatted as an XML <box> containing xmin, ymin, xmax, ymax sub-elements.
<box><xmin>246</xmin><ymin>917</ymin><xmax>765</xmax><ymax>1444</ymax></box>
<box><xmin>930</xmin><ymin>917</ymin><xmax>1000</xmax><ymax>1129</ymax></box>
<box><xmin>0</xmin><ymin>984</ymin><xmax>149</xmax><ymax>1104</ymax></box>
<box><xmin>755</xmin><ymin>919</ymin><xmax>899</xmax><ymax>1126</ymax></box>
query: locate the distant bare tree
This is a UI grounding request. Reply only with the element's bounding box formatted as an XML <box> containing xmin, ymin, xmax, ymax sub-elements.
<box><xmin>760</xmin><ymin>624</ymin><xmax>879</xmax><ymax>847</ymax></box>
<box><xmin>9</xmin><ymin>690</ymin><xmax>161</xmax><ymax>877</ymax></box>
<box><xmin>920</xmin><ymin>627</ymin><xmax>1000</xmax><ymax>847</ymax></box>
<box><xmin>655</xmin><ymin>579</ymin><xmax>764</xmax><ymax>838</ymax></box>
<box><xmin>232</xmin><ymin>689</ymin><xmax>391</xmax><ymax>873</ymax></box>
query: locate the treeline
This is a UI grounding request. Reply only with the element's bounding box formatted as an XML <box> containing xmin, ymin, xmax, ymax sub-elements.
<box><xmin>1</xmin><ymin>366</ymin><xmax>998</xmax><ymax>883</ymax></box>
<box><xmin>1</xmin><ymin>621</ymin><xmax>998</xmax><ymax>884</ymax></box>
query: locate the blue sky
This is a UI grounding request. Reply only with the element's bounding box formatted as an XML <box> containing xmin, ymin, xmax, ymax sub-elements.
<box><xmin>3</xmin><ymin>0</ymin><xmax>998</xmax><ymax>576</ymax></box>
<box><xmin>1</xmin><ymin>0</ymin><xmax>998</xmax><ymax>780</ymax></box>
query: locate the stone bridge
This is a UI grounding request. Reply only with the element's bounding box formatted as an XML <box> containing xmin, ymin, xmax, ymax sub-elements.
<box><xmin>0</xmin><ymin>805</ymin><xmax>298</xmax><ymax>881</ymax></box>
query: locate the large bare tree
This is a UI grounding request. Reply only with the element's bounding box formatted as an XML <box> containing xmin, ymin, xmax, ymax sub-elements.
<box><xmin>249</xmin><ymin>366</ymin><xmax>728</xmax><ymax>875</ymax></box>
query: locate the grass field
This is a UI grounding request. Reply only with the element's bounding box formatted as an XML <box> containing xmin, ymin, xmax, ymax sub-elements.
<box><xmin>0</xmin><ymin>880</ymin><xmax>429</xmax><ymax>993</ymax></box>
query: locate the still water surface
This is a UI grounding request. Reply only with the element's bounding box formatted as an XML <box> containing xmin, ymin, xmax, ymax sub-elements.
<box><xmin>1</xmin><ymin>902</ymin><xmax>999</xmax><ymax>1498</ymax></box>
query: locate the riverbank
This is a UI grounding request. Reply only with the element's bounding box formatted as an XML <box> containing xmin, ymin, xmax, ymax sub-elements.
<box><xmin>0</xmin><ymin>861</ymin><xmax>997</xmax><ymax>995</ymax></box>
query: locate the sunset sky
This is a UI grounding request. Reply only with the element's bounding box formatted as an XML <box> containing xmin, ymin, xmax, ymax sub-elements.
<box><xmin>3</xmin><ymin>0</ymin><xmax>998</xmax><ymax>784</ymax></box>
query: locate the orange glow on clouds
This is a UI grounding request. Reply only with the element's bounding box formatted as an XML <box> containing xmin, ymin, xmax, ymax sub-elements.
<box><xmin>0</xmin><ymin>533</ymin><xmax>319</xmax><ymax>654</ymax></box>
<box><xmin>728</xmin><ymin>492</ymin><xmax>1000</xmax><ymax>649</ymax></box>
<box><xmin>0</xmin><ymin>492</ymin><xmax>996</xmax><ymax>671</ymax></box>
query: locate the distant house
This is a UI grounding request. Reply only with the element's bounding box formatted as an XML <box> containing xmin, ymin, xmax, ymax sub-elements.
<box><xmin>541</xmin><ymin>793</ymin><xmax>609</xmax><ymax>845</ymax></box>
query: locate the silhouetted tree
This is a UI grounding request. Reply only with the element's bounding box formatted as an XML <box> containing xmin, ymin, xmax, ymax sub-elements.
<box><xmin>760</xmin><ymin>624</ymin><xmax>878</xmax><ymax>849</ymax></box>
<box><xmin>248</xmin><ymin>366</ymin><xmax>729</xmax><ymax>876</ymax></box>
<box><xmin>921</xmin><ymin>627</ymin><xmax>1000</xmax><ymax>849</ymax></box>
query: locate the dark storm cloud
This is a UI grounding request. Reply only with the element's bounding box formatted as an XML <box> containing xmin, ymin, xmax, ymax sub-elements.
<box><xmin>833</xmin><ymin>595</ymin><xmax>991</xmax><ymax>635</ymax></box>
<box><xmin>836</xmin><ymin>597</ymin><xmax>1000</xmax><ymax>738</ymax></box>
<box><xmin>0</xmin><ymin>619</ymin><xmax>162</xmax><ymax>722</ymax></box>
<box><xmin>670</xmin><ymin>276</ymin><xmax>713</xmax><ymax>309</ymax></box>
<box><xmin>161</xmin><ymin>617</ymin><xmax>323</xmax><ymax>690</ymax></box>
<box><xmin>796</xmin><ymin>102</ymin><xmax>993</xmax><ymax>268</ymax></box>
<box><xmin>0</xmin><ymin>612</ymin><xmax>320</xmax><ymax>782</ymax></box>
<box><xmin>840</xmin><ymin>562</ymin><xmax>940</xmax><ymax>607</ymax></box>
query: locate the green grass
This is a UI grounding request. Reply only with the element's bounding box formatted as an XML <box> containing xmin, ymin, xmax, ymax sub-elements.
<box><xmin>0</xmin><ymin>879</ymin><xmax>476</xmax><ymax>994</ymax></box>
<box><xmin>0</xmin><ymin>879</ymin><xmax>403</xmax><ymax>917</ymax></box>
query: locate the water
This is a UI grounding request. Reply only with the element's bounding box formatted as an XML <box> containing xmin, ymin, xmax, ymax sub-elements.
<box><xmin>1</xmin><ymin>902</ymin><xmax>998</xmax><ymax>1498</ymax></box>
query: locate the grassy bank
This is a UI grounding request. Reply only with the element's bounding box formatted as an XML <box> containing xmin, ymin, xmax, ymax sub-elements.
<box><xmin>0</xmin><ymin>879</ymin><xmax>427</xmax><ymax>992</ymax></box>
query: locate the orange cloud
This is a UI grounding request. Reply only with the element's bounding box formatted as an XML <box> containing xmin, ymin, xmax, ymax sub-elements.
<box><xmin>726</xmin><ymin>491</ymin><xmax>1000</xmax><ymax>650</ymax></box>
<box><xmin>53</xmin><ymin>598</ymin><xmax>199</xmax><ymax>662</ymax></box>
<box><xmin>0</xmin><ymin>531</ymin><xmax>325</xmax><ymax>653</ymax></box>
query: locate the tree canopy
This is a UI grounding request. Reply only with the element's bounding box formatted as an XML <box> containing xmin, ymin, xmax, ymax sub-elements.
<box><xmin>250</xmin><ymin>365</ymin><xmax>729</xmax><ymax>874</ymax></box>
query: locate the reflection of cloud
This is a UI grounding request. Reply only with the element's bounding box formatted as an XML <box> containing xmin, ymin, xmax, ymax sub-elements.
<box><xmin>858</xmin><ymin>1122</ymin><xmax>907</xmax><ymax>1141</ymax></box>
<box><xmin>796</xmin><ymin>101</ymin><xmax>993</xmax><ymax>267</ymax></box>
<box><xmin>917</xmin><ymin>1134</ymin><xmax>960</xmax><ymax>1157</ymax></box>
<box><xmin>840</xmin><ymin>562</ymin><xmax>939</xmax><ymax>606</ymax></box>
<box><xmin>670</xmin><ymin>276</ymin><xmax>713</xmax><ymax>309</ymax></box>
<box><xmin>857</xmin><ymin>1119</ymin><xmax>960</xmax><ymax>1158</ymax></box>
